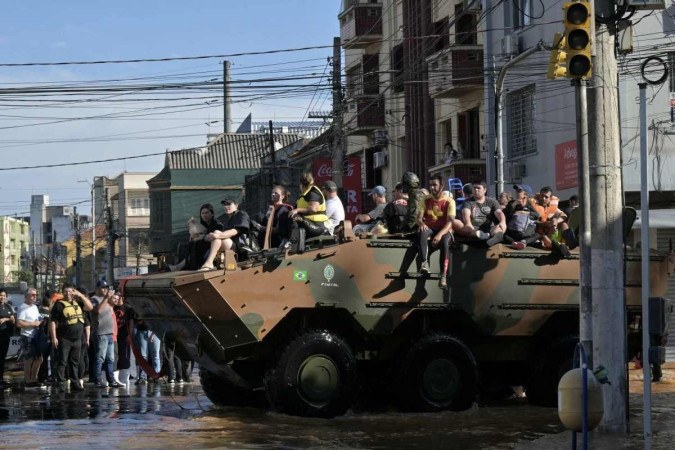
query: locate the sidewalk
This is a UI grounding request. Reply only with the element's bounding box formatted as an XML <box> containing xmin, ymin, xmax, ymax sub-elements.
<box><xmin>516</xmin><ymin>363</ymin><xmax>675</xmax><ymax>449</ymax></box>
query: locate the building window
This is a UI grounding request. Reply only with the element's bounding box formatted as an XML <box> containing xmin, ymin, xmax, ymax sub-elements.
<box><xmin>506</xmin><ymin>84</ymin><xmax>537</xmax><ymax>159</ymax></box>
<box><xmin>511</xmin><ymin>0</ymin><xmax>532</xmax><ymax>29</ymax></box>
<box><xmin>391</xmin><ymin>43</ymin><xmax>405</xmax><ymax>93</ymax></box>
<box><xmin>128</xmin><ymin>197</ymin><xmax>150</xmax><ymax>216</ymax></box>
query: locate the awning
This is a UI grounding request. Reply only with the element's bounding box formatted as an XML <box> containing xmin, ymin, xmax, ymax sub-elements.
<box><xmin>632</xmin><ymin>209</ymin><xmax>675</xmax><ymax>229</ymax></box>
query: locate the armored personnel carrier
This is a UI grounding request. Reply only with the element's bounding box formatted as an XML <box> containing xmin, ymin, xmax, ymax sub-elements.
<box><xmin>122</xmin><ymin>229</ymin><xmax>672</xmax><ymax>418</ymax></box>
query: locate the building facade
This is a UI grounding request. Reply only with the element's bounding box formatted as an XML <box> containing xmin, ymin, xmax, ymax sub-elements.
<box><xmin>0</xmin><ymin>217</ymin><xmax>30</xmax><ymax>285</ymax></box>
<box><xmin>339</xmin><ymin>0</ymin><xmax>487</xmax><ymax>194</ymax></box>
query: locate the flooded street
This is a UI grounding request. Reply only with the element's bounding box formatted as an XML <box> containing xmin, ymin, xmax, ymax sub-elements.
<box><xmin>0</xmin><ymin>364</ymin><xmax>673</xmax><ymax>449</ymax></box>
<box><xmin>0</xmin><ymin>381</ymin><xmax>563</xmax><ymax>449</ymax></box>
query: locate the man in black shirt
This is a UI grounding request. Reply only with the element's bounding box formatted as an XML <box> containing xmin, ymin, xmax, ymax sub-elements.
<box><xmin>49</xmin><ymin>283</ymin><xmax>93</xmax><ymax>392</ymax></box>
<box><xmin>199</xmin><ymin>197</ymin><xmax>251</xmax><ymax>270</ymax></box>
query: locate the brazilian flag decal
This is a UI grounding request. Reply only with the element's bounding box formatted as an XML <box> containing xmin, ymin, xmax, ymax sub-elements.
<box><xmin>293</xmin><ymin>270</ymin><xmax>308</xmax><ymax>282</ymax></box>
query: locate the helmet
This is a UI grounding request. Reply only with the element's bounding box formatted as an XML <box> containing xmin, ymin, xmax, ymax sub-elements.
<box><xmin>401</xmin><ymin>172</ymin><xmax>420</xmax><ymax>190</ymax></box>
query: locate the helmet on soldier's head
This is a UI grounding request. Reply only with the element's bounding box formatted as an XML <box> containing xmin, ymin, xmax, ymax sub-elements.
<box><xmin>401</xmin><ymin>172</ymin><xmax>420</xmax><ymax>190</ymax></box>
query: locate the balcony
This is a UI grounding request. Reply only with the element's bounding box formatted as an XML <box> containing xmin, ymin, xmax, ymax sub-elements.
<box><xmin>427</xmin><ymin>45</ymin><xmax>484</xmax><ymax>98</ymax></box>
<box><xmin>339</xmin><ymin>1</ymin><xmax>382</xmax><ymax>49</ymax></box>
<box><xmin>428</xmin><ymin>158</ymin><xmax>486</xmax><ymax>185</ymax></box>
<box><xmin>344</xmin><ymin>96</ymin><xmax>384</xmax><ymax>135</ymax></box>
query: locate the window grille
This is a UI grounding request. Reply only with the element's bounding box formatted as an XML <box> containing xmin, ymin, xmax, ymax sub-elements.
<box><xmin>506</xmin><ymin>84</ymin><xmax>536</xmax><ymax>159</ymax></box>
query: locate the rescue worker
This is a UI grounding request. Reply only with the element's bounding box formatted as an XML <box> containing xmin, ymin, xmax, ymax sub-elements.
<box><xmin>49</xmin><ymin>283</ymin><xmax>93</xmax><ymax>392</ymax></box>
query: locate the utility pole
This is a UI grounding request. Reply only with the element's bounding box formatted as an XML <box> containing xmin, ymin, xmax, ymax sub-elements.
<box><xmin>587</xmin><ymin>0</ymin><xmax>627</xmax><ymax>433</ymax></box>
<box><xmin>269</xmin><ymin>120</ymin><xmax>277</xmax><ymax>185</ymax></box>
<box><xmin>51</xmin><ymin>230</ymin><xmax>57</xmax><ymax>291</ymax></box>
<box><xmin>74</xmin><ymin>208</ymin><xmax>82</xmax><ymax>287</ymax></box>
<box><xmin>91</xmin><ymin>182</ymin><xmax>96</xmax><ymax>290</ymax></box>
<box><xmin>331</xmin><ymin>36</ymin><xmax>344</xmax><ymax>187</ymax></box>
<box><xmin>105</xmin><ymin>189</ymin><xmax>115</xmax><ymax>285</ymax></box>
<box><xmin>223</xmin><ymin>60</ymin><xmax>231</xmax><ymax>134</ymax></box>
<box><xmin>575</xmin><ymin>79</ymin><xmax>593</xmax><ymax>369</ymax></box>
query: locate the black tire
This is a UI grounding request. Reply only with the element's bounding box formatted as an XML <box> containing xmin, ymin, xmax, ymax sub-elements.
<box><xmin>199</xmin><ymin>366</ymin><xmax>258</xmax><ymax>407</ymax></box>
<box><xmin>263</xmin><ymin>330</ymin><xmax>358</xmax><ymax>418</ymax></box>
<box><xmin>394</xmin><ymin>333</ymin><xmax>478</xmax><ymax>412</ymax></box>
<box><xmin>526</xmin><ymin>339</ymin><xmax>576</xmax><ymax>407</ymax></box>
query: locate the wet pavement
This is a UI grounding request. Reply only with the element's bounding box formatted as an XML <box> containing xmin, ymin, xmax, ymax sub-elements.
<box><xmin>0</xmin><ymin>364</ymin><xmax>672</xmax><ymax>449</ymax></box>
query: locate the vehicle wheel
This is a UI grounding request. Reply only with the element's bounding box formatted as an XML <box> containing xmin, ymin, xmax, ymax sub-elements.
<box><xmin>394</xmin><ymin>333</ymin><xmax>478</xmax><ymax>412</ymax></box>
<box><xmin>263</xmin><ymin>330</ymin><xmax>358</xmax><ymax>418</ymax></box>
<box><xmin>526</xmin><ymin>339</ymin><xmax>576</xmax><ymax>407</ymax></box>
<box><xmin>199</xmin><ymin>366</ymin><xmax>258</xmax><ymax>407</ymax></box>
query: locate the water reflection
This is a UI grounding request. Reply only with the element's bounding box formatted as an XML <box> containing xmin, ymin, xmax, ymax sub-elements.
<box><xmin>0</xmin><ymin>381</ymin><xmax>594</xmax><ymax>449</ymax></box>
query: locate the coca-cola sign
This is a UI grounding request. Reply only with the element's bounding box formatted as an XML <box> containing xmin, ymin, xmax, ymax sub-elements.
<box><xmin>312</xmin><ymin>156</ymin><xmax>362</xmax><ymax>222</ymax></box>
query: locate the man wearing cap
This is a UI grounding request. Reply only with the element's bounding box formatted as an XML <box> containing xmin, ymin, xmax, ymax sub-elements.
<box><xmin>353</xmin><ymin>185</ymin><xmax>387</xmax><ymax>235</ymax></box>
<box><xmin>322</xmin><ymin>181</ymin><xmax>345</xmax><ymax>235</ymax></box>
<box><xmin>49</xmin><ymin>283</ymin><xmax>93</xmax><ymax>392</ymax></box>
<box><xmin>199</xmin><ymin>197</ymin><xmax>251</xmax><ymax>270</ymax></box>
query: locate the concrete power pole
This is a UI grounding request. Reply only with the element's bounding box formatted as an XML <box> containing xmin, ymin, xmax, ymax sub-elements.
<box><xmin>74</xmin><ymin>208</ymin><xmax>81</xmax><ymax>287</ymax></box>
<box><xmin>331</xmin><ymin>36</ymin><xmax>344</xmax><ymax>187</ymax></box>
<box><xmin>223</xmin><ymin>60</ymin><xmax>231</xmax><ymax>134</ymax></box>
<box><xmin>105</xmin><ymin>189</ymin><xmax>115</xmax><ymax>285</ymax></box>
<box><xmin>587</xmin><ymin>0</ymin><xmax>627</xmax><ymax>433</ymax></box>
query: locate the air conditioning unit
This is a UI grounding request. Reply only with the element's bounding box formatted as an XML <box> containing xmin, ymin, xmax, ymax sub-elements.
<box><xmin>373</xmin><ymin>151</ymin><xmax>388</xmax><ymax>169</ymax></box>
<box><xmin>511</xmin><ymin>163</ymin><xmax>527</xmax><ymax>182</ymax></box>
<box><xmin>463</xmin><ymin>0</ymin><xmax>482</xmax><ymax>13</ymax></box>
<box><xmin>501</xmin><ymin>33</ymin><xmax>519</xmax><ymax>58</ymax></box>
<box><xmin>625</xmin><ymin>0</ymin><xmax>665</xmax><ymax>10</ymax></box>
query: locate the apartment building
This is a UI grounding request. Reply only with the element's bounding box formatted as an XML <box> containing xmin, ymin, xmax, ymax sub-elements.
<box><xmin>339</xmin><ymin>0</ymin><xmax>486</xmax><ymax>192</ymax></box>
<box><xmin>0</xmin><ymin>217</ymin><xmax>30</xmax><ymax>285</ymax></box>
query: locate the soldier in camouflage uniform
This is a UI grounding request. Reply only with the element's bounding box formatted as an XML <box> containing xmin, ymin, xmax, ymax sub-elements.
<box><xmin>399</xmin><ymin>172</ymin><xmax>425</xmax><ymax>233</ymax></box>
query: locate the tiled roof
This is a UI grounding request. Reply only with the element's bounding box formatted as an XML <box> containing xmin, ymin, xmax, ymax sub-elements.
<box><xmin>167</xmin><ymin>133</ymin><xmax>301</xmax><ymax>170</ymax></box>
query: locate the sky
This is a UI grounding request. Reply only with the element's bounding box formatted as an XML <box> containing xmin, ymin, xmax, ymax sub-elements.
<box><xmin>0</xmin><ymin>0</ymin><xmax>340</xmax><ymax>217</ymax></box>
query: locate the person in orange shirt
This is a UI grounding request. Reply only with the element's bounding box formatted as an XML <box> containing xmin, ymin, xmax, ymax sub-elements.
<box><xmin>534</xmin><ymin>186</ymin><xmax>568</xmax><ymax>253</ymax></box>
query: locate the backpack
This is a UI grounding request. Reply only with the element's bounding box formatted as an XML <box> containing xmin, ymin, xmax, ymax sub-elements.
<box><xmin>507</xmin><ymin>211</ymin><xmax>534</xmax><ymax>235</ymax></box>
<box><xmin>383</xmin><ymin>201</ymin><xmax>408</xmax><ymax>234</ymax></box>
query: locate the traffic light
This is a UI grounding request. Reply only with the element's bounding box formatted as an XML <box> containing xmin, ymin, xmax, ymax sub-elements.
<box><xmin>547</xmin><ymin>33</ymin><xmax>567</xmax><ymax>80</ymax></box>
<box><xmin>563</xmin><ymin>1</ymin><xmax>592</xmax><ymax>79</ymax></box>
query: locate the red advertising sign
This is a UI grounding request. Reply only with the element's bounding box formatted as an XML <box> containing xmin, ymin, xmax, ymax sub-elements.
<box><xmin>312</xmin><ymin>156</ymin><xmax>362</xmax><ymax>222</ymax></box>
<box><xmin>555</xmin><ymin>140</ymin><xmax>578</xmax><ymax>190</ymax></box>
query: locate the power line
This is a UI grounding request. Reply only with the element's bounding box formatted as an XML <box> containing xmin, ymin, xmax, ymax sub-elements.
<box><xmin>0</xmin><ymin>44</ymin><xmax>334</xmax><ymax>67</ymax></box>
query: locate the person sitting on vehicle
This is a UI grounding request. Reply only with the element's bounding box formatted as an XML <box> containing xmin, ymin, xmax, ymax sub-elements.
<box><xmin>400</xmin><ymin>172</ymin><xmax>425</xmax><ymax>233</ymax></box>
<box><xmin>169</xmin><ymin>203</ymin><xmax>224</xmax><ymax>271</ymax></box>
<box><xmin>417</xmin><ymin>174</ymin><xmax>460</xmax><ymax>289</ymax></box>
<box><xmin>322</xmin><ymin>181</ymin><xmax>345</xmax><ymax>236</ymax></box>
<box><xmin>533</xmin><ymin>186</ymin><xmax>568</xmax><ymax>254</ymax></box>
<box><xmin>256</xmin><ymin>185</ymin><xmax>293</xmax><ymax>248</ymax></box>
<box><xmin>502</xmin><ymin>185</ymin><xmax>540</xmax><ymax>250</ymax></box>
<box><xmin>289</xmin><ymin>172</ymin><xmax>329</xmax><ymax>239</ymax></box>
<box><xmin>199</xmin><ymin>197</ymin><xmax>252</xmax><ymax>270</ymax></box>
<box><xmin>353</xmin><ymin>185</ymin><xmax>388</xmax><ymax>236</ymax></box>
<box><xmin>498</xmin><ymin>191</ymin><xmax>513</xmax><ymax>209</ymax></box>
<box><xmin>457</xmin><ymin>180</ymin><xmax>507</xmax><ymax>246</ymax></box>
<box><xmin>382</xmin><ymin>182</ymin><xmax>409</xmax><ymax>234</ymax></box>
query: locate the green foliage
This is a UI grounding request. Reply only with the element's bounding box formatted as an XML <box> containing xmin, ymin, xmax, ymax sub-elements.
<box><xmin>12</xmin><ymin>270</ymin><xmax>34</xmax><ymax>286</ymax></box>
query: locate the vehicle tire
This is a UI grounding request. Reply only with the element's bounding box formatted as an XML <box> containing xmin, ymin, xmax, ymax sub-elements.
<box><xmin>199</xmin><ymin>365</ymin><xmax>258</xmax><ymax>407</ymax></box>
<box><xmin>263</xmin><ymin>330</ymin><xmax>358</xmax><ymax>418</ymax></box>
<box><xmin>526</xmin><ymin>338</ymin><xmax>576</xmax><ymax>407</ymax></box>
<box><xmin>394</xmin><ymin>333</ymin><xmax>478</xmax><ymax>412</ymax></box>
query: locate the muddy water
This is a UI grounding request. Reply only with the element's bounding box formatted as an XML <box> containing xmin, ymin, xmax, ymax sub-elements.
<box><xmin>0</xmin><ymin>382</ymin><xmax>564</xmax><ymax>449</ymax></box>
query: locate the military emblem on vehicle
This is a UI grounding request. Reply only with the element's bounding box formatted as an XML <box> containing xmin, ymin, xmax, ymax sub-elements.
<box><xmin>321</xmin><ymin>264</ymin><xmax>338</xmax><ymax>287</ymax></box>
